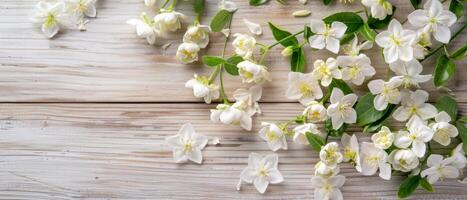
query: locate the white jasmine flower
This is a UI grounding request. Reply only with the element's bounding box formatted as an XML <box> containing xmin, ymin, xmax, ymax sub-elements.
<box><xmin>408</xmin><ymin>0</ymin><xmax>457</xmax><ymax>43</ymax></box>
<box><xmin>362</xmin><ymin>0</ymin><xmax>393</xmax><ymax>20</ymax></box>
<box><xmin>320</xmin><ymin>142</ymin><xmax>343</xmax><ymax>167</ymax></box>
<box><xmin>243</xmin><ymin>18</ymin><xmax>262</xmax><ymax>35</ymax></box>
<box><xmin>239</xmin><ymin>153</ymin><xmax>284</xmax><ymax>194</ymax></box>
<box><xmin>67</xmin><ymin>0</ymin><xmax>97</xmax><ymax>18</ymax></box>
<box><xmin>360</xmin><ymin>142</ymin><xmax>392</xmax><ymax>180</ymax></box>
<box><xmin>314</xmin><ymin>161</ymin><xmax>340</xmax><ymax>177</ymax></box>
<box><xmin>341</xmin><ymin>134</ymin><xmax>361</xmax><ymax>172</ymax></box>
<box><xmin>312</xmin><ymin>58</ymin><xmax>342</xmax><ymax>87</ymax></box>
<box><xmin>342</xmin><ymin>36</ymin><xmax>373</xmax><ymax>56</ymax></box>
<box><xmin>183</xmin><ymin>25</ymin><xmax>211</xmax><ymax>48</ymax></box>
<box><xmin>388</xmin><ymin>149</ymin><xmax>420</xmax><ymax>172</ymax></box>
<box><xmin>218</xmin><ymin>0</ymin><xmax>238</xmax><ymax>12</ymax></box>
<box><xmin>421</xmin><ymin>154</ymin><xmax>459</xmax><ymax>184</ymax></box>
<box><xmin>154</xmin><ymin>10</ymin><xmax>184</xmax><ymax>33</ymax></box>
<box><xmin>375</xmin><ymin>19</ymin><xmax>417</xmax><ymax>63</ymax></box>
<box><xmin>337</xmin><ymin>54</ymin><xmax>376</xmax><ymax>85</ymax></box>
<box><xmin>210</xmin><ymin>101</ymin><xmax>254</xmax><ymax>131</ymax></box>
<box><xmin>303</xmin><ymin>101</ymin><xmax>327</xmax><ymax>122</ymax></box>
<box><xmin>371</xmin><ymin>126</ymin><xmax>394</xmax><ymax>150</ymax></box>
<box><xmin>259</xmin><ymin>122</ymin><xmax>288</xmax><ymax>151</ymax></box>
<box><xmin>165</xmin><ymin>123</ymin><xmax>208</xmax><ymax>164</ymax></box>
<box><xmin>310</xmin><ymin>175</ymin><xmax>345</xmax><ymax>200</ymax></box>
<box><xmin>286</xmin><ymin>72</ymin><xmax>323</xmax><ymax>105</ymax></box>
<box><xmin>237</xmin><ymin>60</ymin><xmax>271</xmax><ymax>84</ymax></box>
<box><xmin>185</xmin><ymin>74</ymin><xmax>219</xmax><ymax>104</ymax></box>
<box><xmin>127</xmin><ymin>12</ymin><xmax>160</xmax><ymax>45</ymax></box>
<box><xmin>389</xmin><ymin>59</ymin><xmax>432</xmax><ymax>89</ymax></box>
<box><xmin>293</xmin><ymin>123</ymin><xmax>322</xmax><ymax>145</ymax></box>
<box><xmin>233</xmin><ymin>85</ymin><xmax>262</xmax><ymax>114</ymax></box>
<box><xmin>308</xmin><ymin>19</ymin><xmax>347</xmax><ymax>54</ymax></box>
<box><xmin>232</xmin><ymin>33</ymin><xmax>256</xmax><ymax>59</ymax></box>
<box><xmin>176</xmin><ymin>43</ymin><xmax>200</xmax><ymax>64</ymax></box>
<box><xmin>327</xmin><ymin>88</ymin><xmax>358</xmax><ymax>130</ymax></box>
<box><xmin>413</xmin><ymin>30</ymin><xmax>432</xmax><ymax>59</ymax></box>
<box><xmin>145</xmin><ymin>0</ymin><xmax>157</xmax><ymax>7</ymax></box>
<box><xmin>367</xmin><ymin>77</ymin><xmax>403</xmax><ymax>111</ymax></box>
<box><xmin>393</xmin><ymin>90</ymin><xmax>438</xmax><ymax>122</ymax></box>
<box><xmin>394</xmin><ymin>117</ymin><xmax>434</xmax><ymax>157</ymax></box>
<box><xmin>430</xmin><ymin>111</ymin><xmax>458</xmax><ymax>146</ymax></box>
<box><xmin>30</xmin><ymin>1</ymin><xmax>73</xmax><ymax>38</ymax></box>
<box><xmin>450</xmin><ymin>144</ymin><xmax>467</xmax><ymax>169</ymax></box>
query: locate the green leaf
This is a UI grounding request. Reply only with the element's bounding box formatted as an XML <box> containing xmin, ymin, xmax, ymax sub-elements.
<box><xmin>291</xmin><ymin>47</ymin><xmax>306</xmax><ymax>73</ymax></box>
<box><xmin>210</xmin><ymin>10</ymin><xmax>233</xmax><ymax>32</ymax></box>
<box><xmin>323</xmin><ymin>12</ymin><xmax>364</xmax><ymax>33</ymax></box>
<box><xmin>435</xmin><ymin>95</ymin><xmax>458</xmax><ymax>120</ymax></box>
<box><xmin>268</xmin><ymin>22</ymin><xmax>299</xmax><ymax>47</ymax></box>
<box><xmin>367</xmin><ymin>7</ymin><xmax>396</xmax><ymax>29</ymax></box>
<box><xmin>340</xmin><ymin>33</ymin><xmax>356</xmax><ymax>45</ymax></box>
<box><xmin>304</xmin><ymin>26</ymin><xmax>314</xmax><ymax>40</ymax></box>
<box><xmin>420</xmin><ymin>178</ymin><xmax>434</xmax><ymax>192</ymax></box>
<box><xmin>202</xmin><ymin>56</ymin><xmax>225</xmax><ymax>67</ymax></box>
<box><xmin>398</xmin><ymin>175</ymin><xmax>421</xmax><ymax>199</ymax></box>
<box><xmin>359</xmin><ymin>22</ymin><xmax>376</xmax><ymax>42</ymax></box>
<box><xmin>450</xmin><ymin>44</ymin><xmax>467</xmax><ymax>60</ymax></box>
<box><xmin>325</xmin><ymin>118</ymin><xmax>348</xmax><ymax>137</ymax></box>
<box><xmin>434</xmin><ymin>55</ymin><xmax>456</xmax><ymax>87</ymax></box>
<box><xmin>455</xmin><ymin>120</ymin><xmax>467</xmax><ymax>152</ymax></box>
<box><xmin>410</xmin><ymin>0</ymin><xmax>422</xmax><ymax>9</ymax></box>
<box><xmin>449</xmin><ymin>0</ymin><xmax>464</xmax><ymax>19</ymax></box>
<box><xmin>250</xmin><ymin>0</ymin><xmax>269</xmax><ymax>6</ymax></box>
<box><xmin>305</xmin><ymin>132</ymin><xmax>325</xmax><ymax>151</ymax></box>
<box><xmin>322</xmin><ymin>0</ymin><xmax>334</xmax><ymax>5</ymax></box>
<box><xmin>363</xmin><ymin>104</ymin><xmax>396</xmax><ymax>133</ymax></box>
<box><xmin>194</xmin><ymin>0</ymin><xmax>205</xmax><ymax>14</ymax></box>
<box><xmin>355</xmin><ymin>93</ymin><xmax>386</xmax><ymax>126</ymax></box>
<box><xmin>224</xmin><ymin>55</ymin><xmax>243</xmax><ymax>76</ymax></box>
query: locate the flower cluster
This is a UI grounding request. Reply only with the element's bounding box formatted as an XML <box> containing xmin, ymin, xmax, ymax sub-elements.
<box><xmin>30</xmin><ymin>0</ymin><xmax>99</xmax><ymax>38</ymax></box>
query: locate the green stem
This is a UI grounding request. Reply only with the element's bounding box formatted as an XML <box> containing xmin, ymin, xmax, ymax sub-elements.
<box><xmin>208</xmin><ymin>66</ymin><xmax>221</xmax><ymax>83</ymax></box>
<box><xmin>218</xmin><ymin>15</ymin><xmax>234</xmax><ymax>103</ymax></box>
<box><xmin>268</xmin><ymin>30</ymin><xmax>304</xmax><ymax>49</ymax></box>
<box><xmin>421</xmin><ymin>24</ymin><xmax>467</xmax><ymax>62</ymax></box>
<box><xmin>161</xmin><ymin>0</ymin><xmax>171</xmax><ymax>9</ymax></box>
<box><xmin>194</xmin><ymin>12</ymin><xmax>201</xmax><ymax>25</ymax></box>
<box><xmin>167</xmin><ymin>0</ymin><xmax>178</xmax><ymax>11</ymax></box>
<box><xmin>259</xmin><ymin>49</ymin><xmax>269</xmax><ymax>64</ymax></box>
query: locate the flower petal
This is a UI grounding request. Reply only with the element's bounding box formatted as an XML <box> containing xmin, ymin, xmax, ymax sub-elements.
<box><xmin>243</xmin><ymin>18</ymin><xmax>262</xmax><ymax>35</ymax></box>
<box><xmin>253</xmin><ymin>176</ymin><xmax>269</xmax><ymax>194</ymax></box>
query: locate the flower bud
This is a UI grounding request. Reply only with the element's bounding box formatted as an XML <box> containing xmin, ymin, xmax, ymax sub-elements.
<box><xmin>281</xmin><ymin>46</ymin><xmax>294</xmax><ymax>57</ymax></box>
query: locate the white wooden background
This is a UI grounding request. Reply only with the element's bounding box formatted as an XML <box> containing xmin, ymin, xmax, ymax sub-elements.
<box><xmin>0</xmin><ymin>0</ymin><xmax>466</xmax><ymax>199</ymax></box>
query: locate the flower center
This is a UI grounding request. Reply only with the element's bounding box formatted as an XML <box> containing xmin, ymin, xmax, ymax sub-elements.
<box><xmin>183</xmin><ymin>141</ymin><xmax>193</xmax><ymax>153</ymax></box>
<box><xmin>299</xmin><ymin>82</ymin><xmax>312</xmax><ymax>97</ymax></box>
<box><xmin>365</xmin><ymin>156</ymin><xmax>380</xmax><ymax>167</ymax></box>
<box><xmin>44</xmin><ymin>14</ymin><xmax>56</xmax><ymax>28</ymax></box>
<box><xmin>258</xmin><ymin>165</ymin><xmax>268</xmax><ymax>177</ymax></box>
<box><xmin>410</xmin><ymin>106</ymin><xmax>418</xmax><ymax>114</ymax></box>
<box><xmin>389</xmin><ymin>35</ymin><xmax>402</xmax><ymax>46</ymax></box>
<box><xmin>349</xmin><ymin>65</ymin><xmax>360</xmax><ymax>78</ymax></box>
<box><xmin>266</xmin><ymin>130</ymin><xmax>279</xmax><ymax>141</ymax></box>
<box><xmin>323</xmin><ymin>24</ymin><xmax>332</xmax><ymax>38</ymax></box>
<box><xmin>318</xmin><ymin>64</ymin><xmax>331</xmax><ymax>76</ymax></box>
<box><xmin>241</xmin><ymin>69</ymin><xmax>254</xmax><ymax>79</ymax></box>
<box><xmin>310</xmin><ymin>111</ymin><xmax>321</xmax><ymax>120</ymax></box>
<box><xmin>343</xmin><ymin>147</ymin><xmax>356</xmax><ymax>161</ymax></box>
<box><xmin>339</xmin><ymin>103</ymin><xmax>351</xmax><ymax>111</ymax></box>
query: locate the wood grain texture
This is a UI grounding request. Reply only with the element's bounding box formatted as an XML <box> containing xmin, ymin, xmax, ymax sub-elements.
<box><xmin>0</xmin><ymin>103</ymin><xmax>466</xmax><ymax>199</ymax></box>
<box><xmin>0</xmin><ymin>0</ymin><xmax>466</xmax><ymax>102</ymax></box>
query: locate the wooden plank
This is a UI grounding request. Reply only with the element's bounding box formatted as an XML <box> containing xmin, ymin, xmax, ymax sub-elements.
<box><xmin>0</xmin><ymin>0</ymin><xmax>465</xmax><ymax>102</ymax></box>
<box><xmin>0</xmin><ymin>103</ymin><xmax>465</xmax><ymax>199</ymax></box>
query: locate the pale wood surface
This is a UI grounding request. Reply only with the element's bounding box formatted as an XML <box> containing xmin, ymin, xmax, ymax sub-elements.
<box><xmin>1</xmin><ymin>0</ymin><xmax>466</xmax><ymax>199</ymax></box>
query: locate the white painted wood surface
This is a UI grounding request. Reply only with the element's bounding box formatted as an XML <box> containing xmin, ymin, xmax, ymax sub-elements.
<box><xmin>0</xmin><ymin>0</ymin><xmax>466</xmax><ymax>199</ymax></box>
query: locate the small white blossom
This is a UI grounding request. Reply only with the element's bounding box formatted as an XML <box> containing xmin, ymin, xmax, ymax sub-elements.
<box><xmin>430</xmin><ymin>111</ymin><xmax>458</xmax><ymax>146</ymax></box>
<box><xmin>218</xmin><ymin>0</ymin><xmax>238</xmax><ymax>12</ymax></box>
<box><xmin>320</xmin><ymin>142</ymin><xmax>343</xmax><ymax>167</ymax></box>
<box><xmin>360</xmin><ymin>142</ymin><xmax>392</xmax><ymax>180</ymax></box>
<box><xmin>165</xmin><ymin>123</ymin><xmax>208</xmax><ymax>164</ymax></box>
<box><xmin>342</xmin><ymin>36</ymin><xmax>373</xmax><ymax>56</ymax></box>
<box><xmin>314</xmin><ymin>161</ymin><xmax>340</xmax><ymax>177</ymax></box>
<box><xmin>237</xmin><ymin>60</ymin><xmax>271</xmax><ymax>84</ymax></box>
<box><xmin>185</xmin><ymin>74</ymin><xmax>219</xmax><ymax>104</ymax></box>
<box><xmin>413</xmin><ymin>30</ymin><xmax>432</xmax><ymax>59</ymax></box>
<box><xmin>371</xmin><ymin>126</ymin><xmax>394</xmax><ymax>150</ymax></box>
<box><xmin>239</xmin><ymin>153</ymin><xmax>284</xmax><ymax>194</ymax></box>
<box><xmin>310</xmin><ymin>175</ymin><xmax>345</xmax><ymax>200</ymax></box>
<box><xmin>341</xmin><ymin>134</ymin><xmax>361</xmax><ymax>172</ymax></box>
<box><xmin>303</xmin><ymin>101</ymin><xmax>328</xmax><ymax>122</ymax></box>
<box><xmin>408</xmin><ymin>0</ymin><xmax>457</xmax><ymax>44</ymax></box>
<box><xmin>232</xmin><ymin>33</ymin><xmax>256</xmax><ymax>59</ymax></box>
<box><xmin>293</xmin><ymin>123</ymin><xmax>322</xmax><ymax>145</ymax></box>
<box><xmin>67</xmin><ymin>0</ymin><xmax>97</xmax><ymax>19</ymax></box>
<box><xmin>233</xmin><ymin>85</ymin><xmax>262</xmax><ymax>114</ymax></box>
<box><xmin>394</xmin><ymin>117</ymin><xmax>434</xmax><ymax>157</ymax></box>
<box><xmin>362</xmin><ymin>0</ymin><xmax>393</xmax><ymax>20</ymax></box>
<box><xmin>183</xmin><ymin>25</ymin><xmax>211</xmax><ymax>48</ymax></box>
<box><xmin>388</xmin><ymin>149</ymin><xmax>420</xmax><ymax>172</ymax></box>
<box><xmin>393</xmin><ymin>90</ymin><xmax>438</xmax><ymax>122</ymax></box>
<box><xmin>421</xmin><ymin>154</ymin><xmax>459</xmax><ymax>184</ymax></box>
<box><xmin>337</xmin><ymin>54</ymin><xmax>376</xmax><ymax>85</ymax></box>
<box><xmin>210</xmin><ymin>101</ymin><xmax>254</xmax><ymax>131</ymax></box>
<box><xmin>286</xmin><ymin>72</ymin><xmax>323</xmax><ymax>105</ymax></box>
<box><xmin>375</xmin><ymin>19</ymin><xmax>417</xmax><ymax>63</ymax></box>
<box><xmin>312</xmin><ymin>58</ymin><xmax>342</xmax><ymax>87</ymax></box>
<box><xmin>308</xmin><ymin>19</ymin><xmax>347</xmax><ymax>54</ymax></box>
<box><xmin>127</xmin><ymin>12</ymin><xmax>160</xmax><ymax>45</ymax></box>
<box><xmin>154</xmin><ymin>10</ymin><xmax>184</xmax><ymax>33</ymax></box>
<box><xmin>327</xmin><ymin>88</ymin><xmax>358</xmax><ymax>129</ymax></box>
<box><xmin>368</xmin><ymin>77</ymin><xmax>403</xmax><ymax>111</ymax></box>
<box><xmin>176</xmin><ymin>43</ymin><xmax>200</xmax><ymax>64</ymax></box>
<box><xmin>389</xmin><ymin>59</ymin><xmax>432</xmax><ymax>89</ymax></box>
<box><xmin>259</xmin><ymin>122</ymin><xmax>288</xmax><ymax>151</ymax></box>
<box><xmin>30</xmin><ymin>1</ymin><xmax>73</xmax><ymax>38</ymax></box>
<box><xmin>450</xmin><ymin>144</ymin><xmax>467</xmax><ymax>170</ymax></box>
